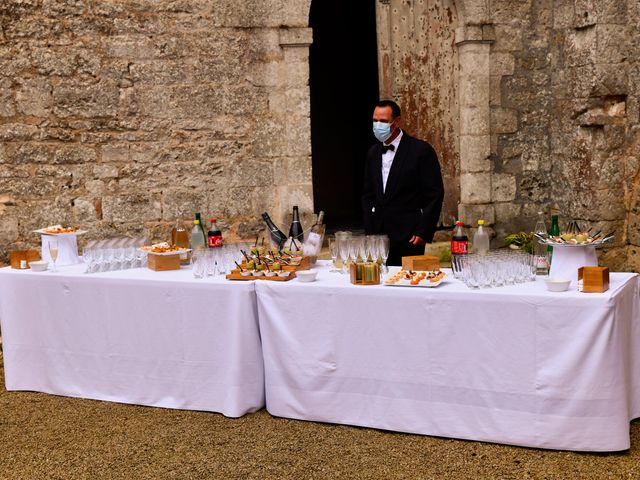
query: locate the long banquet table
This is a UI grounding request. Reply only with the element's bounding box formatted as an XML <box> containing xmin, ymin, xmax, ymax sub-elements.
<box><xmin>256</xmin><ymin>263</ymin><xmax>640</xmax><ymax>451</ymax></box>
<box><xmin>0</xmin><ymin>264</ymin><xmax>264</xmax><ymax>418</ymax></box>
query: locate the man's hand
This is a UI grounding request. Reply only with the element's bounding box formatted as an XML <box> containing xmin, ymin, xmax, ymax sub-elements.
<box><xmin>409</xmin><ymin>235</ymin><xmax>425</xmax><ymax>246</ymax></box>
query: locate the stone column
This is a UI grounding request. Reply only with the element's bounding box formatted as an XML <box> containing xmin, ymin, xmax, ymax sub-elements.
<box><xmin>456</xmin><ymin>24</ymin><xmax>495</xmax><ymax>226</ymax></box>
<box><xmin>275</xmin><ymin>27</ymin><xmax>314</xmax><ymax>226</ymax></box>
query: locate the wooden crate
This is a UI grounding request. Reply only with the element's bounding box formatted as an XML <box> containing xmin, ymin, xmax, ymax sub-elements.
<box><xmin>401</xmin><ymin>255</ymin><xmax>440</xmax><ymax>271</ymax></box>
<box><xmin>349</xmin><ymin>262</ymin><xmax>380</xmax><ymax>285</ymax></box>
<box><xmin>10</xmin><ymin>249</ymin><xmax>41</xmax><ymax>269</ymax></box>
<box><xmin>147</xmin><ymin>253</ymin><xmax>181</xmax><ymax>271</ymax></box>
<box><xmin>578</xmin><ymin>266</ymin><xmax>610</xmax><ymax>293</ymax></box>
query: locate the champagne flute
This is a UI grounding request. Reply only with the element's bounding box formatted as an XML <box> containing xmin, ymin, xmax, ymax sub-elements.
<box><xmin>338</xmin><ymin>237</ymin><xmax>350</xmax><ymax>274</ymax></box>
<box><xmin>328</xmin><ymin>236</ymin><xmax>339</xmax><ymax>272</ymax></box>
<box><xmin>48</xmin><ymin>239</ymin><xmax>59</xmax><ymax>272</ymax></box>
<box><xmin>378</xmin><ymin>235</ymin><xmax>390</xmax><ymax>274</ymax></box>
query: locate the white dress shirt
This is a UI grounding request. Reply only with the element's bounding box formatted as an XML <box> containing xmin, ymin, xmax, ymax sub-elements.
<box><xmin>381</xmin><ymin>129</ymin><xmax>403</xmax><ymax>193</ymax></box>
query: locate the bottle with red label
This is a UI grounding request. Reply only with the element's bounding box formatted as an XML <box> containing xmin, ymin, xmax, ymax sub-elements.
<box><xmin>207</xmin><ymin>218</ymin><xmax>223</xmax><ymax>248</ymax></box>
<box><xmin>451</xmin><ymin>220</ymin><xmax>468</xmax><ymax>278</ymax></box>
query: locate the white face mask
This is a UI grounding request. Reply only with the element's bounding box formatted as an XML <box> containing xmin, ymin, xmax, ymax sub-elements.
<box><xmin>372</xmin><ymin>121</ymin><xmax>392</xmax><ymax>143</ymax></box>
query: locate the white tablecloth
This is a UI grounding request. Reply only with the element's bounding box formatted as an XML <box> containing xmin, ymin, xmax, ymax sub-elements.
<box><xmin>256</xmin><ymin>262</ymin><xmax>640</xmax><ymax>451</ymax></box>
<box><xmin>0</xmin><ymin>265</ymin><xmax>264</xmax><ymax>418</ymax></box>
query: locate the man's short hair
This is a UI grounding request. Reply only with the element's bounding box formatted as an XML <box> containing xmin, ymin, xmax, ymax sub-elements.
<box><xmin>375</xmin><ymin>99</ymin><xmax>401</xmax><ymax>118</ymax></box>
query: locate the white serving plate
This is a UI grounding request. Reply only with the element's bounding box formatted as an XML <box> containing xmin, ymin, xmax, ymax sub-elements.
<box><xmin>33</xmin><ymin>229</ymin><xmax>87</xmax><ymax>236</ymax></box>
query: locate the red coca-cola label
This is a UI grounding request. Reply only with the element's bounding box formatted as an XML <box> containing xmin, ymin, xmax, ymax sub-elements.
<box><xmin>208</xmin><ymin>235</ymin><xmax>223</xmax><ymax>248</ymax></box>
<box><xmin>451</xmin><ymin>240</ymin><xmax>468</xmax><ymax>254</ymax></box>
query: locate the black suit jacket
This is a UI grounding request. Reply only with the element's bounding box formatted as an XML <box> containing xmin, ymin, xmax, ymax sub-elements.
<box><xmin>362</xmin><ymin>132</ymin><xmax>444</xmax><ymax>244</ymax></box>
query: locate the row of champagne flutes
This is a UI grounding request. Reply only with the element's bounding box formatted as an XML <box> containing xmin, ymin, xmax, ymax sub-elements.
<box><xmin>453</xmin><ymin>250</ymin><xmax>536</xmax><ymax>289</ymax></box>
<box><xmin>83</xmin><ymin>237</ymin><xmax>149</xmax><ymax>273</ymax></box>
<box><xmin>192</xmin><ymin>243</ymin><xmax>250</xmax><ymax>279</ymax></box>
<box><xmin>327</xmin><ymin>232</ymin><xmax>390</xmax><ymax>274</ymax></box>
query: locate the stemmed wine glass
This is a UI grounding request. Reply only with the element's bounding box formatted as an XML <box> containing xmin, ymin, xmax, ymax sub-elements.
<box><xmin>328</xmin><ymin>236</ymin><xmax>339</xmax><ymax>272</ymax></box>
<box><xmin>48</xmin><ymin>239</ymin><xmax>59</xmax><ymax>272</ymax></box>
<box><xmin>378</xmin><ymin>235</ymin><xmax>390</xmax><ymax>274</ymax></box>
<box><xmin>338</xmin><ymin>237</ymin><xmax>350</xmax><ymax>274</ymax></box>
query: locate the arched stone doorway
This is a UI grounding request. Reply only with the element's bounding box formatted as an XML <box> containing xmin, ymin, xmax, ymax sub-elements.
<box><xmin>308</xmin><ymin>0</ymin><xmax>380</xmax><ymax>230</ymax></box>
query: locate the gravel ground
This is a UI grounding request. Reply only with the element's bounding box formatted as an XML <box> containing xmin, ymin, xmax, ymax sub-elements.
<box><xmin>1</xmin><ymin>351</ymin><xmax>639</xmax><ymax>480</ymax></box>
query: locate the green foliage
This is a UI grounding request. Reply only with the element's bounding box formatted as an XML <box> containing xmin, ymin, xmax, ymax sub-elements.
<box><xmin>503</xmin><ymin>232</ymin><xmax>533</xmax><ymax>254</ymax></box>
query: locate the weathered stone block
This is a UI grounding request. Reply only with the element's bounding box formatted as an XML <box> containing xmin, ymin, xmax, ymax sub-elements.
<box><xmin>460</xmin><ymin>134</ymin><xmax>491</xmax><ymax>173</ymax></box>
<box><xmin>460</xmin><ymin>172</ymin><xmax>491</xmax><ymax>204</ymax></box>
<box><xmin>11</xmin><ymin>143</ymin><xmax>51</xmax><ymax>164</ymax></box>
<box><xmin>491</xmin><ymin>108</ymin><xmax>518</xmax><ymax>134</ymax></box>
<box><xmin>54</xmin><ymin>145</ymin><xmax>97</xmax><ymax>164</ymax></box>
<box><xmin>460</xmin><ymin>106</ymin><xmax>490</xmax><ymax>135</ymax></box>
<box><xmin>102</xmin><ymin>193</ymin><xmax>162</xmax><ymax>223</ymax></box>
<box><xmin>492</xmin><ymin>173</ymin><xmax>517</xmax><ymax>202</ymax></box>
<box><xmin>458</xmin><ymin>203</ymin><xmax>495</xmax><ymax>225</ymax></box>
<box><xmin>93</xmin><ymin>164</ymin><xmax>119</xmax><ymax>179</ymax></box>
<box><xmin>565</xmin><ymin>25</ymin><xmax>597</xmax><ymax>67</ymax></box>
<box><xmin>53</xmin><ymin>80</ymin><xmax>120</xmax><ymax>118</ymax></box>
<box><xmin>597</xmin><ymin>24</ymin><xmax>631</xmax><ymax>65</ymax></box>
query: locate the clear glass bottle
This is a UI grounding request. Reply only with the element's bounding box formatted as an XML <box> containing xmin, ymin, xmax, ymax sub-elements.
<box><xmin>533</xmin><ymin>211</ymin><xmax>549</xmax><ymax>275</ymax></box>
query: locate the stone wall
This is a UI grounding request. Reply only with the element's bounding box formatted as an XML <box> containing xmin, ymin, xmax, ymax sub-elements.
<box><xmin>0</xmin><ymin>0</ymin><xmax>312</xmax><ymax>263</ymax></box>
<box><xmin>486</xmin><ymin>0</ymin><xmax>639</xmax><ymax>270</ymax></box>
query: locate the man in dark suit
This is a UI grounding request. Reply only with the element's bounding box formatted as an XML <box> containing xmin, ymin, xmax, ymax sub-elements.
<box><xmin>362</xmin><ymin>100</ymin><xmax>444</xmax><ymax>266</ymax></box>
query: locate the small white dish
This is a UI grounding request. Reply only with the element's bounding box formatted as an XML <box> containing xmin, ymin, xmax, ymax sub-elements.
<box><xmin>545</xmin><ymin>277</ymin><xmax>571</xmax><ymax>292</ymax></box>
<box><xmin>265</xmin><ymin>271</ymin><xmax>277</xmax><ymax>277</ymax></box>
<box><xmin>240</xmin><ymin>271</ymin><xmax>252</xmax><ymax>277</ymax></box>
<box><xmin>277</xmin><ymin>271</ymin><xmax>291</xmax><ymax>278</ymax></box>
<box><xmin>29</xmin><ymin>260</ymin><xmax>49</xmax><ymax>272</ymax></box>
<box><xmin>252</xmin><ymin>270</ymin><xmax>264</xmax><ymax>277</ymax></box>
<box><xmin>296</xmin><ymin>269</ymin><xmax>317</xmax><ymax>282</ymax></box>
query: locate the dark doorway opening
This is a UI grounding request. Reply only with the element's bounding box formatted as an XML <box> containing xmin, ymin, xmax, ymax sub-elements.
<box><xmin>309</xmin><ymin>1</ymin><xmax>379</xmax><ymax>232</ymax></box>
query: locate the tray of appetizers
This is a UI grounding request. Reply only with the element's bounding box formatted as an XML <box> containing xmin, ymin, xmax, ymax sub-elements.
<box><xmin>384</xmin><ymin>270</ymin><xmax>446</xmax><ymax>287</ymax></box>
<box><xmin>534</xmin><ymin>232</ymin><xmax>613</xmax><ymax>247</ymax></box>
<box><xmin>226</xmin><ymin>269</ymin><xmax>296</xmax><ymax>281</ymax></box>
<box><xmin>33</xmin><ymin>225</ymin><xmax>87</xmax><ymax>236</ymax></box>
<box><xmin>140</xmin><ymin>243</ymin><xmax>191</xmax><ymax>255</ymax></box>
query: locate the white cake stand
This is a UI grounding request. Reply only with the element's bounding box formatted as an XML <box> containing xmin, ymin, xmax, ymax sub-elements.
<box><xmin>34</xmin><ymin>230</ymin><xmax>86</xmax><ymax>266</ymax></box>
<box><xmin>548</xmin><ymin>244</ymin><xmax>598</xmax><ymax>283</ymax></box>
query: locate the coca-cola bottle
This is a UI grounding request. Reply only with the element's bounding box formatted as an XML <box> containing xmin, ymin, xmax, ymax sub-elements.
<box><xmin>262</xmin><ymin>212</ymin><xmax>287</xmax><ymax>249</ymax></box>
<box><xmin>451</xmin><ymin>221</ymin><xmax>469</xmax><ymax>278</ymax></box>
<box><xmin>288</xmin><ymin>206</ymin><xmax>304</xmax><ymax>243</ymax></box>
<box><xmin>207</xmin><ymin>218</ymin><xmax>223</xmax><ymax>248</ymax></box>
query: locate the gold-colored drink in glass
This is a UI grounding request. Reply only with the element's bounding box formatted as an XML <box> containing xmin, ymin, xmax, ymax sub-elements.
<box><xmin>48</xmin><ymin>239</ymin><xmax>59</xmax><ymax>272</ymax></box>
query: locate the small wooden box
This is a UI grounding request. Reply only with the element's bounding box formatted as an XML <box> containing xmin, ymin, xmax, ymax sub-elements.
<box><xmin>147</xmin><ymin>253</ymin><xmax>181</xmax><ymax>271</ymax></box>
<box><xmin>402</xmin><ymin>255</ymin><xmax>440</xmax><ymax>271</ymax></box>
<box><xmin>350</xmin><ymin>262</ymin><xmax>380</xmax><ymax>285</ymax></box>
<box><xmin>10</xmin><ymin>249</ymin><xmax>41</xmax><ymax>269</ymax></box>
<box><xmin>578</xmin><ymin>266</ymin><xmax>610</xmax><ymax>293</ymax></box>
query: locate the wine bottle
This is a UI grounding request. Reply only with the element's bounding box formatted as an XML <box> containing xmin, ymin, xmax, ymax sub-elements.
<box><xmin>288</xmin><ymin>206</ymin><xmax>304</xmax><ymax>243</ymax></box>
<box><xmin>305</xmin><ymin>211</ymin><xmax>325</xmax><ymax>257</ymax></box>
<box><xmin>262</xmin><ymin>212</ymin><xmax>287</xmax><ymax>249</ymax></box>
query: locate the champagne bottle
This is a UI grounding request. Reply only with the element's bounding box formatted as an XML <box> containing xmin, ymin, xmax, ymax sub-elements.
<box><xmin>262</xmin><ymin>212</ymin><xmax>287</xmax><ymax>249</ymax></box>
<box><xmin>288</xmin><ymin>206</ymin><xmax>304</xmax><ymax>243</ymax></box>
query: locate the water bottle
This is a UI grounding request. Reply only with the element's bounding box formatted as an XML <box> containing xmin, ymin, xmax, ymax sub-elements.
<box><xmin>534</xmin><ymin>212</ymin><xmax>549</xmax><ymax>275</ymax></box>
<box><xmin>473</xmin><ymin>219</ymin><xmax>490</xmax><ymax>256</ymax></box>
<box><xmin>190</xmin><ymin>219</ymin><xmax>206</xmax><ymax>251</ymax></box>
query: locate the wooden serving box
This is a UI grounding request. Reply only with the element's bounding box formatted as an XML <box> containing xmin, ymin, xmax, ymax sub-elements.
<box><xmin>578</xmin><ymin>266</ymin><xmax>610</xmax><ymax>293</ymax></box>
<box><xmin>349</xmin><ymin>262</ymin><xmax>381</xmax><ymax>285</ymax></box>
<box><xmin>10</xmin><ymin>249</ymin><xmax>41</xmax><ymax>269</ymax></box>
<box><xmin>402</xmin><ymin>255</ymin><xmax>440</xmax><ymax>271</ymax></box>
<box><xmin>147</xmin><ymin>253</ymin><xmax>181</xmax><ymax>271</ymax></box>
<box><xmin>226</xmin><ymin>270</ymin><xmax>296</xmax><ymax>281</ymax></box>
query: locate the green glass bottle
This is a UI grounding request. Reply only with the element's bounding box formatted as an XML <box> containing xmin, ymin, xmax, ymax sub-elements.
<box><xmin>548</xmin><ymin>214</ymin><xmax>560</xmax><ymax>260</ymax></box>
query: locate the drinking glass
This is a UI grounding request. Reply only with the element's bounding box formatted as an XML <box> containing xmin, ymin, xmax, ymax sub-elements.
<box><xmin>338</xmin><ymin>238</ymin><xmax>350</xmax><ymax>274</ymax></box>
<box><xmin>378</xmin><ymin>235</ymin><xmax>390</xmax><ymax>273</ymax></box>
<box><xmin>48</xmin><ymin>240</ymin><xmax>59</xmax><ymax>272</ymax></box>
<box><xmin>328</xmin><ymin>236</ymin><xmax>339</xmax><ymax>272</ymax></box>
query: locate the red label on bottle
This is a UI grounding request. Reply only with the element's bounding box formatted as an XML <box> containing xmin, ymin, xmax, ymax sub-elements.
<box><xmin>208</xmin><ymin>235</ymin><xmax>223</xmax><ymax>248</ymax></box>
<box><xmin>451</xmin><ymin>240</ymin><xmax>468</xmax><ymax>254</ymax></box>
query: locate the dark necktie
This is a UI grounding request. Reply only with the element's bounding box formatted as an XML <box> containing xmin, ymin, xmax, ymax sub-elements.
<box><xmin>381</xmin><ymin>144</ymin><xmax>395</xmax><ymax>153</ymax></box>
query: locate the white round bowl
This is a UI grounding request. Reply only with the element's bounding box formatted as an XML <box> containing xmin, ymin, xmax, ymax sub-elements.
<box><xmin>545</xmin><ymin>277</ymin><xmax>571</xmax><ymax>292</ymax></box>
<box><xmin>265</xmin><ymin>271</ymin><xmax>277</xmax><ymax>277</ymax></box>
<box><xmin>277</xmin><ymin>271</ymin><xmax>291</xmax><ymax>278</ymax></box>
<box><xmin>30</xmin><ymin>260</ymin><xmax>49</xmax><ymax>272</ymax></box>
<box><xmin>296</xmin><ymin>269</ymin><xmax>317</xmax><ymax>282</ymax></box>
<box><xmin>240</xmin><ymin>270</ymin><xmax>252</xmax><ymax>277</ymax></box>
